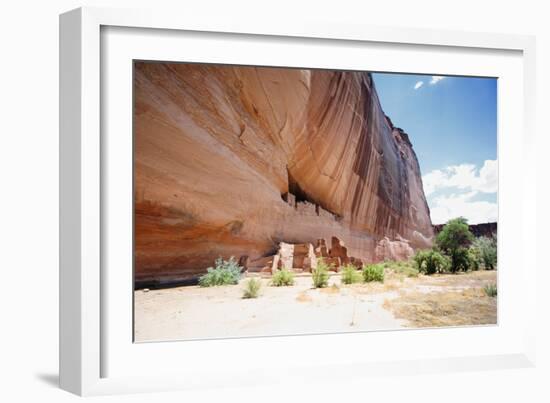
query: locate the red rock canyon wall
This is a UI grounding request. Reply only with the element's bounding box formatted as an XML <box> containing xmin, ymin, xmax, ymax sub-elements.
<box><xmin>134</xmin><ymin>62</ymin><xmax>434</xmax><ymax>284</ymax></box>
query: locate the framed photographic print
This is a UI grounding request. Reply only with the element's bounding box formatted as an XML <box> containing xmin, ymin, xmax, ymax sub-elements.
<box><xmin>60</xmin><ymin>6</ymin><xmax>537</xmax><ymax>396</ymax></box>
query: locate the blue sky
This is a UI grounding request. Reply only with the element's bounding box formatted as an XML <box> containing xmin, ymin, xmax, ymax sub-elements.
<box><xmin>371</xmin><ymin>72</ymin><xmax>497</xmax><ymax>224</ymax></box>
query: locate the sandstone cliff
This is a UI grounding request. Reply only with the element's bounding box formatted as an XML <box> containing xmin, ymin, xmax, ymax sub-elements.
<box><xmin>134</xmin><ymin>62</ymin><xmax>434</xmax><ymax>285</ymax></box>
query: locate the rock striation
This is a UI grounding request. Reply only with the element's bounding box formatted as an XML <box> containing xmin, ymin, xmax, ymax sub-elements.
<box><xmin>134</xmin><ymin>62</ymin><xmax>434</xmax><ymax>285</ymax></box>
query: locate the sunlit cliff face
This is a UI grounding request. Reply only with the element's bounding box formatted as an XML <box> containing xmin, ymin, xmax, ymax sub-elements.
<box><xmin>134</xmin><ymin>63</ymin><xmax>433</xmax><ymax>283</ymax></box>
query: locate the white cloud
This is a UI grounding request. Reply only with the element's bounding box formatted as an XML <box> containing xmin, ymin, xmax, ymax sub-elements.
<box><xmin>422</xmin><ymin>169</ymin><xmax>446</xmax><ymax>196</ymax></box>
<box><xmin>423</xmin><ymin>160</ymin><xmax>498</xmax><ymax>225</ymax></box>
<box><xmin>429</xmin><ymin>76</ymin><xmax>445</xmax><ymax>85</ymax></box>
<box><xmin>478</xmin><ymin>159</ymin><xmax>498</xmax><ymax>192</ymax></box>
<box><xmin>429</xmin><ymin>191</ymin><xmax>497</xmax><ymax>225</ymax></box>
<box><xmin>422</xmin><ymin>159</ymin><xmax>498</xmax><ymax>196</ymax></box>
<box><xmin>414</xmin><ymin>81</ymin><xmax>424</xmax><ymax>90</ymax></box>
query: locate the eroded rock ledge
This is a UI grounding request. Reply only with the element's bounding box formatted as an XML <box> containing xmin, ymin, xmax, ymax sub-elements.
<box><xmin>134</xmin><ymin>63</ymin><xmax>434</xmax><ymax>285</ymax></box>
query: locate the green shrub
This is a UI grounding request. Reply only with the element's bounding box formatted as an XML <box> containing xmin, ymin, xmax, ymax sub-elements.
<box><xmin>271</xmin><ymin>268</ymin><xmax>295</xmax><ymax>286</ymax></box>
<box><xmin>198</xmin><ymin>256</ymin><xmax>242</xmax><ymax>287</ymax></box>
<box><xmin>473</xmin><ymin>236</ymin><xmax>497</xmax><ymax>270</ymax></box>
<box><xmin>468</xmin><ymin>247</ymin><xmax>481</xmax><ymax>271</ymax></box>
<box><xmin>312</xmin><ymin>257</ymin><xmax>330</xmax><ymax>288</ymax></box>
<box><xmin>435</xmin><ymin>217</ymin><xmax>475</xmax><ymax>273</ymax></box>
<box><xmin>413</xmin><ymin>250</ymin><xmax>450</xmax><ymax>275</ymax></box>
<box><xmin>452</xmin><ymin>248</ymin><xmax>472</xmax><ymax>272</ymax></box>
<box><xmin>484</xmin><ymin>283</ymin><xmax>497</xmax><ymax>297</ymax></box>
<box><xmin>413</xmin><ymin>251</ymin><xmax>426</xmax><ymax>272</ymax></box>
<box><xmin>362</xmin><ymin>263</ymin><xmax>385</xmax><ymax>282</ymax></box>
<box><xmin>341</xmin><ymin>264</ymin><xmax>362</xmax><ymax>285</ymax></box>
<box><xmin>386</xmin><ymin>260</ymin><xmax>419</xmax><ymax>277</ymax></box>
<box><xmin>242</xmin><ymin>278</ymin><xmax>261</xmax><ymax>299</ymax></box>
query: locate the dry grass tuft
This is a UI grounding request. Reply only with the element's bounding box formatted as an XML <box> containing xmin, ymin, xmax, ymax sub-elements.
<box><xmin>422</xmin><ymin>270</ymin><xmax>496</xmax><ymax>288</ymax></box>
<box><xmin>319</xmin><ymin>284</ymin><xmax>341</xmax><ymax>294</ymax></box>
<box><xmin>296</xmin><ymin>291</ymin><xmax>313</xmax><ymax>303</ymax></box>
<box><xmin>350</xmin><ymin>275</ymin><xmax>403</xmax><ymax>295</ymax></box>
<box><xmin>383</xmin><ymin>288</ymin><xmax>497</xmax><ymax>328</ymax></box>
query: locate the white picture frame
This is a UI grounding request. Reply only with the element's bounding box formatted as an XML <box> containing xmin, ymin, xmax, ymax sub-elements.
<box><xmin>59</xmin><ymin>6</ymin><xmax>537</xmax><ymax>396</ymax></box>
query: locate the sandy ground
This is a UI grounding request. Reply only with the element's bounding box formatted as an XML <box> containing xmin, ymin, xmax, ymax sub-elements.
<box><xmin>134</xmin><ymin>270</ymin><xmax>497</xmax><ymax>342</ymax></box>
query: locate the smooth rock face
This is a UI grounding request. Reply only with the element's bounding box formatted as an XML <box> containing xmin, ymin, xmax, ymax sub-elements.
<box><xmin>134</xmin><ymin>62</ymin><xmax>434</xmax><ymax>284</ymax></box>
<box><xmin>374</xmin><ymin>237</ymin><xmax>415</xmax><ymax>262</ymax></box>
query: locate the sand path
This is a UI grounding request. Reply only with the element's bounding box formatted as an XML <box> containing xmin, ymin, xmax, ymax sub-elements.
<box><xmin>134</xmin><ymin>270</ymin><xmax>497</xmax><ymax>342</ymax></box>
<box><xmin>134</xmin><ymin>275</ymin><xmax>405</xmax><ymax>342</ymax></box>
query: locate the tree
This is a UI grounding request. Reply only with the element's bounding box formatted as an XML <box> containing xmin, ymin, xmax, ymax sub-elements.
<box><xmin>435</xmin><ymin>217</ymin><xmax>474</xmax><ymax>273</ymax></box>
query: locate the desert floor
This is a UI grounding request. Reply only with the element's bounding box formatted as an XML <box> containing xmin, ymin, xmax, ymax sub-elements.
<box><xmin>134</xmin><ymin>270</ymin><xmax>497</xmax><ymax>342</ymax></box>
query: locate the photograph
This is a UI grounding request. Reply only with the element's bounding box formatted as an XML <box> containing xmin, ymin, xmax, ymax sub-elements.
<box><xmin>133</xmin><ymin>62</ymin><xmax>498</xmax><ymax>342</ymax></box>
<box><xmin>1</xmin><ymin>0</ymin><xmax>544</xmax><ymax>399</ymax></box>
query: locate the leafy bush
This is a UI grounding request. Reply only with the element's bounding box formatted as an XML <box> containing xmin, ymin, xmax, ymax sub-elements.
<box><xmin>271</xmin><ymin>268</ymin><xmax>295</xmax><ymax>286</ymax></box>
<box><xmin>412</xmin><ymin>251</ymin><xmax>426</xmax><ymax>272</ymax></box>
<box><xmin>473</xmin><ymin>236</ymin><xmax>497</xmax><ymax>270</ymax></box>
<box><xmin>312</xmin><ymin>258</ymin><xmax>330</xmax><ymax>288</ymax></box>
<box><xmin>362</xmin><ymin>264</ymin><xmax>385</xmax><ymax>282</ymax></box>
<box><xmin>452</xmin><ymin>248</ymin><xmax>473</xmax><ymax>272</ymax></box>
<box><xmin>198</xmin><ymin>256</ymin><xmax>242</xmax><ymax>287</ymax></box>
<box><xmin>484</xmin><ymin>283</ymin><xmax>497</xmax><ymax>297</ymax></box>
<box><xmin>413</xmin><ymin>250</ymin><xmax>450</xmax><ymax>275</ymax></box>
<box><xmin>242</xmin><ymin>278</ymin><xmax>261</xmax><ymax>299</ymax></box>
<box><xmin>386</xmin><ymin>260</ymin><xmax>419</xmax><ymax>277</ymax></box>
<box><xmin>435</xmin><ymin>217</ymin><xmax>475</xmax><ymax>273</ymax></box>
<box><xmin>341</xmin><ymin>264</ymin><xmax>362</xmax><ymax>285</ymax></box>
<box><xmin>381</xmin><ymin>261</ymin><xmax>395</xmax><ymax>269</ymax></box>
<box><xmin>468</xmin><ymin>247</ymin><xmax>481</xmax><ymax>271</ymax></box>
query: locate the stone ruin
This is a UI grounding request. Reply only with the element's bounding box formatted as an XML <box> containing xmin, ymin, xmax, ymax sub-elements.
<box><xmin>245</xmin><ymin>236</ymin><xmax>364</xmax><ymax>275</ymax></box>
